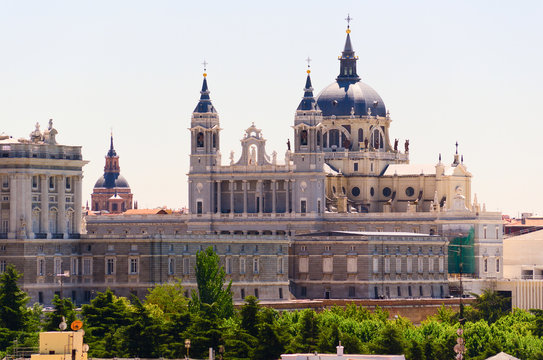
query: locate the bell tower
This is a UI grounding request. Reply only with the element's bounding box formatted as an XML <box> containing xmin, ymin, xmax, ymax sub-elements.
<box><xmin>291</xmin><ymin>63</ymin><xmax>326</xmax><ymax>215</ymax></box>
<box><xmin>188</xmin><ymin>66</ymin><xmax>221</xmax><ymax>215</ymax></box>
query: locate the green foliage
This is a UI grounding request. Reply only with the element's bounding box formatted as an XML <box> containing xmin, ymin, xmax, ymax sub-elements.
<box><xmin>0</xmin><ymin>265</ymin><xmax>29</xmax><ymax>331</ymax></box>
<box><xmin>465</xmin><ymin>289</ymin><xmax>511</xmax><ymax>324</ymax></box>
<box><xmin>81</xmin><ymin>289</ymin><xmax>132</xmax><ymax>357</ymax></box>
<box><xmin>44</xmin><ymin>295</ymin><xmax>76</xmax><ymax>331</ymax></box>
<box><xmin>288</xmin><ymin>309</ymin><xmax>320</xmax><ymax>353</ymax></box>
<box><xmin>191</xmin><ymin>246</ymin><xmax>234</xmax><ymax>319</ymax></box>
<box><xmin>369</xmin><ymin>321</ymin><xmax>406</xmax><ymax>355</ymax></box>
<box><xmin>144</xmin><ymin>279</ymin><xmax>188</xmax><ymax>318</ymax></box>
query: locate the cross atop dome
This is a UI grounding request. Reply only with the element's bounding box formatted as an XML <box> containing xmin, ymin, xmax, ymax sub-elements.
<box><xmin>345</xmin><ymin>13</ymin><xmax>353</xmax><ymax>32</ymax></box>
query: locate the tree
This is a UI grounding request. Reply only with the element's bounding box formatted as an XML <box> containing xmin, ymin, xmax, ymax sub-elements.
<box><xmin>44</xmin><ymin>295</ymin><xmax>76</xmax><ymax>331</ymax></box>
<box><xmin>191</xmin><ymin>246</ymin><xmax>233</xmax><ymax>318</ymax></box>
<box><xmin>145</xmin><ymin>279</ymin><xmax>189</xmax><ymax>318</ymax></box>
<box><xmin>240</xmin><ymin>296</ymin><xmax>260</xmax><ymax>338</ymax></box>
<box><xmin>0</xmin><ymin>265</ymin><xmax>29</xmax><ymax>331</ymax></box>
<box><xmin>254</xmin><ymin>307</ymin><xmax>288</xmax><ymax>360</ymax></box>
<box><xmin>369</xmin><ymin>322</ymin><xmax>406</xmax><ymax>355</ymax></box>
<box><xmin>288</xmin><ymin>309</ymin><xmax>320</xmax><ymax>353</ymax></box>
<box><xmin>466</xmin><ymin>290</ymin><xmax>510</xmax><ymax>324</ymax></box>
<box><xmin>81</xmin><ymin>289</ymin><xmax>132</xmax><ymax>357</ymax></box>
<box><xmin>121</xmin><ymin>296</ymin><xmax>163</xmax><ymax>358</ymax></box>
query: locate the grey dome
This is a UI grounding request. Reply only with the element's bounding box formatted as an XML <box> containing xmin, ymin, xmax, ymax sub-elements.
<box><xmin>316</xmin><ymin>80</ymin><xmax>387</xmax><ymax>117</ymax></box>
<box><xmin>94</xmin><ymin>173</ymin><xmax>130</xmax><ymax>189</ymax></box>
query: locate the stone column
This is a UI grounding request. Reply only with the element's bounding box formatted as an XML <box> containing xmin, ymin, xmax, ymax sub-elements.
<box><xmin>216</xmin><ymin>180</ymin><xmax>221</xmax><ymax>214</ymax></box>
<box><xmin>188</xmin><ymin>180</ymin><xmax>193</xmax><ymax>214</ymax></box>
<box><xmin>74</xmin><ymin>175</ymin><xmax>82</xmax><ymax>234</ymax></box>
<box><xmin>272</xmin><ymin>180</ymin><xmax>276</xmax><ymax>213</ymax></box>
<box><xmin>24</xmin><ymin>175</ymin><xmax>32</xmax><ymax>237</ymax></box>
<box><xmin>243</xmin><ymin>180</ymin><xmax>248</xmax><ymax>214</ymax></box>
<box><xmin>257</xmin><ymin>180</ymin><xmax>263</xmax><ymax>214</ymax></box>
<box><xmin>229</xmin><ymin>180</ymin><xmax>234</xmax><ymax>214</ymax></box>
<box><xmin>40</xmin><ymin>175</ymin><xmax>49</xmax><ymax>236</ymax></box>
<box><xmin>57</xmin><ymin>175</ymin><xmax>66</xmax><ymax>236</ymax></box>
<box><xmin>285</xmin><ymin>180</ymin><xmax>290</xmax><ymax>214</ymax></box>
<box><xmin>8</xmin><ymin>174</ymin><xmax>16</xmax><ymax>238</ymax></box>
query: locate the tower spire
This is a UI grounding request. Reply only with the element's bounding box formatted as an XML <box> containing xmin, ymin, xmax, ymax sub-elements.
<box><xmin>107</xmin><ymin>131</ymin><xmax>117</xmax><ymax>157</ymax></box>
<box><xmin>297</xmin><ymin>58</ymin><xmax>319</xmax><ymax>111</ymax></box>
<box><xmin>337</xmin><ymin>14</ymin><xmax>359</xmax><ymax>82</ymax></box>
<box><xmin>194</xmin><ymin>61</ymin><xmax>217</xmax><ymax>114</ymax></box>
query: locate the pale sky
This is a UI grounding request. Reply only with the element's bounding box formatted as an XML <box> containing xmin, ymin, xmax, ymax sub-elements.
<box><xmin>1</xmin><ymin>1</ymin><xmax>541</xmax><ymax>217</ymax></box>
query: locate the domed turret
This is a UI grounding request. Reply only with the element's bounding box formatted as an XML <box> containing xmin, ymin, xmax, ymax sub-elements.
<box><xmin>91</xmin><ymin>134</ymin><xmax>133</xmax><ymax>213</ymax></box>
<box><xmin>316</xmin><ymin>21</ymin><xmax>387</xmax><ymax>118</ymax></box>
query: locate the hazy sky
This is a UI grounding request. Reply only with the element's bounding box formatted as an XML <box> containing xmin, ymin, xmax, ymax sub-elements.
<box><xmin>1</xmin><ymin>1</ymin><xmax>541</xmax><ymax>217</ymax></box>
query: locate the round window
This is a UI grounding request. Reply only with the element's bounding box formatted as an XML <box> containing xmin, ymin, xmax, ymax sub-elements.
<box><xmin>370</xmin><ymin>187</ymin><xmax>375</xmax><ymax>197</ymax></box>
<box><xmin>351</xmin><ymin>187</ymin><xmax>360</xmax><ymax>197</ymax></box>
<box><xmin>405</xmin><ymin>187</ymin><xmax>415</xmax><ymax>196</ymax></box>
<box><xmin>383</xmin><ymin>187</ymin><xmax>392</xmax><ymax>197</ymax></box>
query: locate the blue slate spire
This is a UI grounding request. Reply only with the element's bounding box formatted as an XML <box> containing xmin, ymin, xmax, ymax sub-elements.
<box><xmin>107</xmin><ymin>133</ymin><xmax>117</xmax><ymax>157</ymax></box>
<box><xmin>194</xmin><ymin>73</ymin><xmax>217</xmax><ymax>113</ymax></box>
<box><xmin>337</xmin><ymin>22</ymin><xmax>360</xmax><ymax>82</ymax></box>
<box><xmin>297</xmin><ymin>58</ymin><xmax>319</xmax><ymax>111</ymax></box>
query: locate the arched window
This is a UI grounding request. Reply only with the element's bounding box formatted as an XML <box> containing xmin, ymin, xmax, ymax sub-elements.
<box><xmin>300</xmin><ymin>130</ymin><xmax>308</xmax><ymax>146</ymax></box>
<box><xmin>212</xmin><ymin>133</ymin><xmax>216</xmax><ymax>148</ymax></box>
<box><xmin>329</xmin><ymin>129</ymin><xmax>340</xmax><ymax>147</ymax></box>
<box><xmin>371</xmin><ymin>128</ymin><xmax>384</xmax><ymax>150</ymax></box>
<box><xmin>196</xmin><ymin>132</ymin><xmax>204</xmax><ymax>148</ymax></box>
<box><xmin>316</xmin><ymin>130</ymin><xmax>321</xmax><ymax>146</ymax></box>
<box><xmin>358</xmin><ymin>128</ymin><xmax>363</xmax><ymax>143</ymax></box>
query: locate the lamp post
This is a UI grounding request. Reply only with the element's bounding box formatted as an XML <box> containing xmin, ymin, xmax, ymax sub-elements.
<box><xmin>184</xmin><ymin>339</ymin><xmax>191</xmax><ymax>359</ymax></box>
<box><xmin>56</xmin><ymin>270</ymin><xmax>70</xmax><ymax>299</ymax></box>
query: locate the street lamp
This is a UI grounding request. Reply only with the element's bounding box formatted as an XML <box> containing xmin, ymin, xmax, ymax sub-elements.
<box><xmin>56</xmin><ymin>270</ymin><xmax>70</xmax><ymax>299</ymax></box>
<box><xmin>184</xmin><ymin>339</ymin><xmax>191</xmax><ymax>359</ymax></box>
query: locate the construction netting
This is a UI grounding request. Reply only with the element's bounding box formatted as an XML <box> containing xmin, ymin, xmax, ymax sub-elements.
<box><xmin>448</xmin><ymin>228</ymin><xmax>475</xmax><ymax>275</ymax></box>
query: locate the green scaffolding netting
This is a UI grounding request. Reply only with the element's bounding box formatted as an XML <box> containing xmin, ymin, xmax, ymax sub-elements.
<box><xmin>448</xmin><ymin>228</ymin><xmax>475</xmax><ymax>275</ymax></box>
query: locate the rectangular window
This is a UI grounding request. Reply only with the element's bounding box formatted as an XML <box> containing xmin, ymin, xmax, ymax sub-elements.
<box><xmin>54</xmin><ymin>258</ymin><xmax>62</xmax><ymax>275</ymax></box>
<box><xmin>129</xmin><ymin>258</ymin><xmax>139</xmax><ymax>274</ymax></box>
<box><xmin>0</xmin><ymin>260</ymin><xmax>6</xmax><ymax>273</ymax></box>
<box><xmin>1</xmin><ymin>220</ymin><xmax>8</xmax><ymax>234</ymax></box>
<box><xmin>347</xmin><ymin>257</ymin><xmax>357</xmax><ymax>273</ymax></box>
<box><xmin>277</xmin><ymin>257</ymin><xmax>284</xmax><ymax>274</ymax></box>
<box><xmin>496</xmin><ymin>258</ymin><xmax>500</xmax><ymax>273</ymax></box>
<box><xmin>299</xmin><ymin>257</ymin><xmax>308</xmax><ymax>273</ymax></box>
<box><xmin>408</xmin><ymin>286</ymin><xmax>412</xmax><ymax>297</ymax></box>
<box><xmin>418</xmin><ymin>257</ymin><xmax>424</xmax><ymax>273</ymax></box>
<box><xmin>49</xmin><ymin>177</ymin><xmax>55</xmax><ymax>190</ymax></box>
<box><xmin>65</xmin><ymin>177</ymin><xmax>71</xmax><ymax>190</ymax></box>
<box><xmin>373</xmin><ymin>257</ymin><xmax>379</xmax><ymax>274</ymax></box>
<box><xmin>38</xmin><ymin>258</ymin><xmax>45</xmax><ymax>276</ymax></box>
<box><xmin>396</xmin><ymin>257</ymin><xmax>402</xmax><ymax>274</ymax></box>
<box><xmin>439</xmin><ymin>257</ymin><xmax>444</xmax><ymax>273</ymax></box>
<box><xmin>384</xmin><ymin>257</ymin><xmax>390</xmax><ymax>274</ymax></box>
<box><xmin>353</xmin><ymin>163</ymin><xmax>358</xmax><ymax>172</ymax></box>
<box><xmin>300</xmin><ymin>200</ymin><xmax>307</xmax><ymax>214</ymax></box>
<box><xmin>253</xmin><ymin>258</ymin><xmax>259</xmax><ymax>274</ymax></box>
<box><xmin>183</xmin><ymin>257</ymin><xmax>190</xmax><ymax>275</ymax></box>
<box><xmin>168</xmin><ymin>257</ymin><xmax>175</xmax><ymax>275</ymax></box>
<box><xmin>71</xmin><ymin>258</ymin><xmax>79</xmax><ymax>276</ymax></box>
<box><xmin>483</xmin><ymin>226</ymin><xmax>487</xmax><ymax>239</ymax></box>
<box><xmin>279</xmin><ymin>288</ymin><xmax>283</xmax><ymax>299</ymax></box>
<box><xmin>32</xmin><ymin>176</ymin><xmax>38</xmax><ymax>189</ymax></box>
<box><xmin>317</xmin><ymin>199</ymin><xmax>321</xmax><ymax>214</ymax></box>
<box><xmin>225</xmin><ymin>257</ymin><xmax>232</xmax><ymax>275</ymax></box>
<box><xmin>397</xmin><ymin>286</ymin><xmax>402</xmax><ymax>297</ymax></box>
<box><xmin>240</xmin><ymin>288</ymin><xmax>245</xmax><ymax>300</ymax></box>
<box><xmin>83</xmin><ymin>258</ymin><xmax>92</xmax><ymax>275</ymax></box>
<box><xmin>323</xmin><ymin>257</ymin><xmax>333</xmax><ymax>273</ymax></box>
<box><xmin>1</xmin><ymin>176</ymin><xmax>8</xmax><ymax>189</ymax></box>
<box><xmin>106</xmin><ymin>258</ymin><xmax>115</xmax><ymax>275</ymax></box>
<box><xmin>301</xmin><ymin>286</ymin><xmax>307</xmax><ymax>297</ymax></box>
<box><xmin>429</xmin><ymin>257</ymin><xmax>435</xmax><ymax>273</ymax></box>
<box><xmin>240</xmin><ymin>257</ymin><xmax>246</xmax><ymax>274</ymax></box>
<box><xmin>484</xmin><ymin>258</ymin><xmax>488</xmax><ymax>273</ymax></box>
<box><xmin>407</xmin><ymin>257</ymin><xmax>413</xmax><ymax>273</ymax></box>
<box><xmin>254</xmin><ymin>288</ymin><xmax>259</xmax><ymax>299</ymax></box>
<box><xmin>348</xmin><ymin>286</ymin><xmax>355</xmax><ymax>297</ymax></box>
<box><xmin>38</xmin><ymin>291</ymin><xmax>43</xmax><ymax>304</ymax></box>
<box><xmin>196</xmin><ymin>201</ymin><xmax>203</xmax><ymax>214</ymax></box>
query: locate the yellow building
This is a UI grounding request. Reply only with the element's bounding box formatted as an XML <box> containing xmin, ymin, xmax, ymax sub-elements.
<box><xmin>31</xmin><ymin>331</ymin><xmax>88</xmax><ymax>360</ymax></box>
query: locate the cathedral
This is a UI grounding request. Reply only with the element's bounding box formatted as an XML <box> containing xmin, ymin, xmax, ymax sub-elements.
<box><xmin>0</xmin><ymin>21</ymin><xmax>503</xmax><ymax>304</ymax></box>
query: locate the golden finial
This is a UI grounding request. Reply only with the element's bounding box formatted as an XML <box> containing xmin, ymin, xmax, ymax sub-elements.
<box><xmin>345</xmin><ymin>14</ymin><xmax>353</xmax><ymax>33</ymax></box>
<box><xmin>202</xmin><ymin>59</ymin><xmax>208</xmax><ymax>77</ymax></box>
<box><xmin>306</xmin><ymin>56</ymin><xmax>311</xmax><ymax>74</ymax></box>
